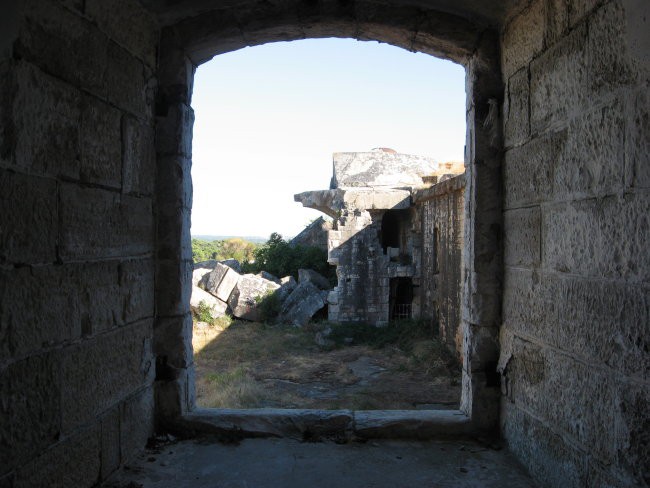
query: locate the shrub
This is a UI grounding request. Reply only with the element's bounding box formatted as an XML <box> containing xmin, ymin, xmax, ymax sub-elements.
<box><xmin>255</xmin><ymin>291</ymin><xmax>283</xmax><ymax>322</ymax></box>
<box><xmin>242</xmin><ymin>232</ymin><xmax>334</xmax><ymax>284</ymax></box>
<box><xmin>195</xmin><ymin>300</ymin><xmax>215</xmax><ymax>323</ymax></box>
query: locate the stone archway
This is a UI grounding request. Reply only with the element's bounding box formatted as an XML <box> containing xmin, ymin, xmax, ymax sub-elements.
<box><xmin>153</xmin><ymin>1</ymin><xmax>503</xmax><ymax>433</ymax></box>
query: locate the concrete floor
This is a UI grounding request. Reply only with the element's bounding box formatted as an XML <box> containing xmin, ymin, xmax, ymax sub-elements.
<box><xmin>104</xmin><ymin>437</ymin><xmax>539</xmax><ymax>488</ymax></box>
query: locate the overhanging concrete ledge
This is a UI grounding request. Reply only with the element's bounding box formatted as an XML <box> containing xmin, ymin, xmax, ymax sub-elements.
<box><xmin>172</xmin><ymin>408</ymin><xmax>472</xmax><ymax>441</ymax></box>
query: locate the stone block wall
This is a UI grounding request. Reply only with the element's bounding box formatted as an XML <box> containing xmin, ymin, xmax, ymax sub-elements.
<box><xmin>499</xmin><ymin>0</ymin><xmax>649</xmax><ymax>485</ymax></box>
<box><xmin>327</xmin><ymin>212</ymin><xmax>392</xmax><ymax>325</ymax></box>
<box><xmin>416</xmin><ymin>175</ymin><xmax>465</xmax><ymax>359</ymax></box>
<box><xmin>0</xmin><ymin>1</ymin><xmax>159</xmax><ymax>486</ymax></box>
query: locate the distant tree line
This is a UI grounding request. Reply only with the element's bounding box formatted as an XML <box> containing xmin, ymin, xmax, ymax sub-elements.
<box><xmin>192</xmin><ymin>237</ymin><xmax>258</xmax><ymax>263</ymax></box>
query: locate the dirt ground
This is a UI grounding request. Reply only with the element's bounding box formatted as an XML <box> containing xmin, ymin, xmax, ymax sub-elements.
<box><xmin>193</xmin><ymin>320</ymin><xmax>461</xmax><ymax>410</ymax></box>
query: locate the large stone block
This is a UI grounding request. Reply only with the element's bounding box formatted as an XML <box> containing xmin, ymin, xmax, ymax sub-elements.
<box><xmin>587</xmin><ymin>1</ymin><xmax>639</xmax><ymax>95</ymax></box>
<box><xmin>201</xmin><ymin>262</ymin><xmax>240</xmax><ymax>302</ymax></box>
<box><xmin>120</xmin><ymin>386</ymin><xmax>154</xmax><ymax>463</ymax></box>
<box><xmin>542</xmin><ymin>193</ymin><xmax>649</xmax><ymax>281</ymax></box>
<box><xmin>625</xmin><ymin>86</ymin><xmax>650</xmax><ymax>188</ymax></box>
<box><xmin>156</xmin><ymin>155</ymin><xmax>192</xmax><ymax>208</ymax></box>
<box><xmin>59</xmin><ymin>184</ymin><xmax>153</xmax><ymax>260</ymax></box>
<box><xmin>228</xmin><ymin>274</ymin><xmax>281</xmax><ymax>321</ymax></box>
<box><xmin>100</xmin><ymin>407</ymin><xmax>120</xmax><ymax>481</ymax></box>
<box><xmin>0</xmin><ymin>170</ymin><xmax>57</xmax><ymax>264</ymax></box>
<box><xmin>506</xmin><ymin>340</ymin><xmax>617</xmax><ymax>462</ymax></box>
<box><xmin>190</xmin><ymin>286</ymin><xmax>228</xmax><ymax>318</ymax></box>
<box><xmin>504</xmin><ymin>67</ymin><xmax>529</xmax><ymax>148</ymax></box>
<box><xmin>0</xmin><ymin>352</ymin><xmax>61</xmax><ymax>475</ymax></box>
<box><xmin>614</xmin><ymin>381</ymin><xmax>649</xmax><ymax>485</ymax></box>
<box><xmin>501</xmin><ymin>0</ymin><xmax>545</xmax><ymax>79</ymax></box>
<box><xmin>156</xmin><ymin>203</ymin><xmax>192</xmax><ymax>261</ymax></box>
<box><xmin>80</xmin><ymin>94</ymin><xmax>122</xmax><ymax>188</ymax></box>
<box><xmin>85</xmin><ymin>0</ymin><xmax>159</xmax><ymax>68</ymax></box>
<box><xmin>530</xmin><ymin>24</ymin><xmax>588</xmax><ymax>133</ymax></box>
<box><xmin>12</xmin><ymin>62</ymin><xmax>81</xmax><ymax>178</ymax></box>
<box><xmin>549</xmin><ymin>275</ymin><xmax>649</xmax><ymax>379</ymax></box>
<box><xmin>61</xmin><ymin>319</ymin><xmax>154</xmax><ymax>433</ymax></box>
<box><xmin>14</xmin><ymin>424</ymin><xmax>100</xmax><ymax>488</ymax></box>
<box><xmin>567</xmin><ymin>0</ymin><xmax>604</xmax><ymax>27</ymax></box>
<box><xmin>106</xmin><ymin>41</ymin><xmax>153</xmax><ymax>119</ymax></box>
<box><xmin>355</xmin><ymin>1</ymin><xmax>419</xmax><ymax>51</ymax></box>
<box><xmin>17</xmin><ymin>1</ymin><xmax>108</xmax><ymax>97</ymax></box>
<box><xmin>122</xmin><ymin>115</ymin><xmax>155</xmax><ymax>195</ymax></box>
<box><xmin>76</xmin><ymin>261</ymin><xmax>122</xmax><ymax>336</ymax></box>
<box><xmin>119</xmin><ymin>258</ymin><xmax>155</xmax><ymax>324</ymax></box>
<box><xmin>501</xmin><ymin>403</ymin><xmax>587</xmax><ymax>488</ymax></box>
<box><xmin>502</xmin><ymin>268</ymin><xmax>649</xmax><ymax>379</ymax></box>
<box><xmin>503</xmin><ymin>130</ymin><xmax>566</xmax><ymax>208</ymax></box>
<box><xmin>154</xmin><ymin>314</ymin><xmax>193</xmax><ymax>370</ymax></box>
<box><xmin>155</xmin><ymin>259</ymin><xmax>193</xmax><ymax>317</ymax></box>
<box><xmin>504</xmin><ymin>206</ymin><xmax>541</xmax><ymax>267</ymax></box>
<box><xmin>553</xmin><ymin>97</ymin><xmax>625</xmax><ymax>200</ymax></box>
<box><xmin>545</xmin><ymin>0</ymin><xmax>569</xmax><ymax>44</ymax></box>
<box><xmin>155</xmin><ymin>103</ymin><xmax>194</xmax><ymax>157</ymax></box>
<box><xmin>0</xmin><ymin>266</ymin><xmax>77</xmax><ymax>363</ymax></box>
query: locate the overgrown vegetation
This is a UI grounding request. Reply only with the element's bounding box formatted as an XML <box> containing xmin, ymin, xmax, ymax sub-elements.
<box><xmin>194</xmin><ymin>301</ymin><xmax>234</xmax><ymax>329</ymax></box>
<box><xmin>241</xmin><ymin>232</ymin><xmax>335</xmax><ymax>283</ymax></box>
<box><xmin>255</xmin><ymin>291</ymin><xmax>283</xmax><ymax>322</ymax></box>
<box><xmin>192</xmin><ymin>237</ymin><xmax>258</xmax><ymax>263</ymax></box>
<box><xmin>193</xmin><ymin>318</ymin><xmax>461</xmax><ymax>410</ymax></box>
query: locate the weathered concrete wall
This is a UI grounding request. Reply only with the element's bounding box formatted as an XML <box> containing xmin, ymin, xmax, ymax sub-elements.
<box><xmin>498</xmin><ymin>0</ymin><xmax>649</xmax><ymax>485</ymax></box>
<box><xmin>0</xmin><ymin>1</ymin><xmax>159</xmax><ymax>486</ymax></box>
<box><xmin>416</xmin><ymin>175</ymin><xmax>466</xmax><ymax>359</ymax></box>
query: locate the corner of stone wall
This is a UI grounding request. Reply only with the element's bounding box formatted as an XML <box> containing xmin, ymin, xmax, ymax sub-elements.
<box><xmin>460</xmin><ymin>28</ymin><xmax>504</xmax><ymax>434</ymax></box>
<box><xmin>153</xmin><ymin>28</ymin><xmax>197</xmax><ymax>425</ymax></box>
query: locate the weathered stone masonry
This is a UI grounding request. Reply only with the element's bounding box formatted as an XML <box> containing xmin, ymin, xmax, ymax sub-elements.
<box><xmin>1</xmin><ymin>1</ymin><xmax>159</xmax><ymax>486</ymax></box>
<box><xmin>0</xmin><ymin>0</ymin><xmax>647</xmax><ymax>487</ymax></box>
<box><xmin>296</xmin><ymin>150</ymin><xmax>465</xmax><ymax>344</ymax></box>
<box><xmin>497</xmin><ymin>1</ymin><xmax>649</xmax><ymax>486</ymax></box>
<box><xmin>416</xmin><ymin>175</ymin><xmax>466</xmax><ymax>358</ymax></box>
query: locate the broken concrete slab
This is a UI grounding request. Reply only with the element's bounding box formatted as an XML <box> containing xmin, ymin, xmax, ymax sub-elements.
<box><xmin>298</xmin><ymin>268</ymin><xmax>331</xmax><ymax>290</ymax></box>
<box><xmin>257</xmin><ymin>270</ymin><xmax>281</xmax><ymax>284</ymax></box>
<box><xmin>199</xmin><ymin>262</ymin><xmax>240</xmax><ymax>302</ymax></box>
<box><xmin>277</xmin><ymin>280</ymin><xmax>327</xmax><ymax>327</ymax></box>
<box><xmin>228</xmin><ymin>274</ymin><xmax>280</xmax><ymax>321</ymax></box>
<box><xmin>276</xmin><ymin>276</ymin><xmax>297</xmax><ymax>303</ymax></box>
<box><xmin>189</xmin><ymin>286</ymin><xmax>227</xmax><ymax>318</ymax></box>
<box><xmin>192</xmin><ymin>267</ymin><xmax>211</xmax><ymax>286</ymax></box>
<box><xmin>332</xmin><ymin>150</ymin><xmax>440</xmax><ymax>188</ymax></box>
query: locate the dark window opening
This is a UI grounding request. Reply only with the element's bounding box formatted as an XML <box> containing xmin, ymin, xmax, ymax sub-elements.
<box><xmin>381</xmin><ymin>210</ymin><xmax>401</xmax><ymax>253</ymax></box>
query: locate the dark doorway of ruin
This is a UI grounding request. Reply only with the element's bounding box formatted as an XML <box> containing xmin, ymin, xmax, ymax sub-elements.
<box><xmin>389</xmin><ymin>277</ymin><xmax>413</xmax><ymax>320</ymax></box>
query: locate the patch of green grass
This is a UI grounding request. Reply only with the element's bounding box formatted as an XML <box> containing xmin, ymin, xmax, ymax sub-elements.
<box><xmin>322</xmin><ymin>319</ymin><xmax>458</xmax><ymax>371</ymax></box>
<box><xmin>195</xmin><ymin>300</ymin><xmax>216</xmax><ymax>323</ymax></box>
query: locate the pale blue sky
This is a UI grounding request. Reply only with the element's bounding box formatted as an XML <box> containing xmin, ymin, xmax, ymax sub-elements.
<box><xmin>191</xmin><ymin>38</ymin><xmax>466</xmax><ymax>238</ymax></box>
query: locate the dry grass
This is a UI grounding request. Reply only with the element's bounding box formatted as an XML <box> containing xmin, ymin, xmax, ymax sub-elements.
<box><xmin>193</xmin><ymin>320</ymin><xmax>461</xmax><ymax>410</ymax></box>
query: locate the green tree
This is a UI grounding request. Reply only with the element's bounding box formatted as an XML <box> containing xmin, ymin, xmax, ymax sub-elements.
<box><xmin>242</xmin><ymin>232</ymin><xmax>334</xmax><ymax>283</ymax></box>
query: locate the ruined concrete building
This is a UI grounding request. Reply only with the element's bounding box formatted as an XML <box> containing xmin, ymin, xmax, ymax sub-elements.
<box><xmin>296</xmin><ymin>149</ymin><xmax>466</xmax><ymax>356</ymax></box>
<box><xmin>1</xmin><ymin>1</ymin><xmax>647</xmax><ymax>487</ymax></box>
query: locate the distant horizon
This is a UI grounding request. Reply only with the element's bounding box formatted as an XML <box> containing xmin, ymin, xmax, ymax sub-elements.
<box><xmin>192</xmin><ymin>234</ymin><xmax>274</xmax><ymax>243</ymax></box>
